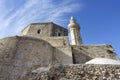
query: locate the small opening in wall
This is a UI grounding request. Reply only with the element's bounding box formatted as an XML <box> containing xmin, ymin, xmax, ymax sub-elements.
<box><xmin>58</xmin><ymin>33</ymin><xmax>61</xmax><ymax>36</ymax></box>
<box><xmin>37</xmin><ymin>29</ymin><xmax>41</xmax><ymax>34</ymax></box>
<box><xmin>107</xmin><ymin>50</ymin><xmax>114</xmax><ymax>54</ymax></box>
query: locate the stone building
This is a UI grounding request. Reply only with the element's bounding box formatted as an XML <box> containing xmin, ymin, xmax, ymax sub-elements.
<box><xmin>0</xmin><ymin>17</ymin><xmax>120</xmax><ymax>80</ymax></box>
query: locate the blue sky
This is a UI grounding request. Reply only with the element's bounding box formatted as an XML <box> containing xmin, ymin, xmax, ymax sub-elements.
<box><xmin>0</xmin><ymin>0</ymin><xmax>120</xmax><ymax>57</ymax></box>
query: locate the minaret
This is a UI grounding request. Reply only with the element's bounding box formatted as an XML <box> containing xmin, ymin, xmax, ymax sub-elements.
<box><xmin>68</xmin><ymin>16</ymin><xmax>82</xmax><ymax>45</ymax></box>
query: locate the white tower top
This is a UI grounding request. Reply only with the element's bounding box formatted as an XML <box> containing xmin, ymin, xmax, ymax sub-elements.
<box><xmin>68</xmin><ymin>16</ymin><xmax>82</xmax><ymax>45</ymax></box>
<box><xmin>68</xmin><ymin>16</ymin><xmax>79</xmax><ymax>30</ymax></box>
<box><xmin>71</xmin><ymin>16</ymin><xmax>74</xmax><ymax>19</ymax></box>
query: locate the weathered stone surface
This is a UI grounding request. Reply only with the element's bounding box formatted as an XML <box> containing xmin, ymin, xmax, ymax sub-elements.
<box><xmin>53</xmin><ymin>46</ymin><xmax>73</xmax><ymax>64</ymax></box>
<box><xmin>21</xmin><ymin>22</ymin><xmax>119</xmax><ymax>64</ymax></box>
<box><xmin>40</xmin><ymin>36</ymin><xmax>70</xmax><ymax>47</ymax></box>
<box><xmin>0</xmin><ymin>22</ymin><xmax>119</xmax><ymax>80</ymax></box>
<box><xmin>21</xmin><ymin>22</ymin><xmax>68</xmax><ymax>37</ymax></box>
<box><xmin>29</xmin><ymin>64</ymin><xmax>120</xmax><ymax>80</ymax></box>
<box><xmin>0</xmin><ymin>36</ymin><xmax>54</xmax><ymax>80</ymax></box>
<box><xmin>72</xmin><ymin>45</ymin><xmax>119</xmax><ymax>64</ymax></box>
<box><xmin>0</xmin><ymin>36</ymin><xmax>73</xmax><ymax>80</ymax></box>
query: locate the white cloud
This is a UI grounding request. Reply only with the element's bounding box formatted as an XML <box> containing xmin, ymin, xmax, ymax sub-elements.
<box><xmin>0</xmin><ymin>0</ymin><xmax>83</xmax><ymax>38</ymax></box>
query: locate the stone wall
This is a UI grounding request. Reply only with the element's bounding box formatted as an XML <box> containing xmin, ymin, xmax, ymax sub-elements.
<box><xmin>20</xmin><ymin>25</ymin><xmax>30</xmax><ymax>36</ymax></box>
<box><xmin>52</xmin><ymin>23</ymin><xmax>68</xmax><ymax>36</ymax></box>
<box><xmin>0</xmin><ymin>36</ymin><xmax>54</xmax><ymax>80</ymax></box>
<box><xmin>53</xmin><ymin>46</ymin><xmax>73</xmax><ymax>64</ymax></box>
<box><xmin>40</xmin><ymin>36</ymin><xmax>69</xmax><ymax>47</ymax></box>
<box><xmin>21</xmin><ymin>23</ymin><xmax>53</xmax><ymax>37</ymax></box>
<box><xmin>40</xmin><ymin>37</ymin><xmax>73</xmax><ymax>64</ymax></box>
<box><xmin>72</xmin><ymin>45</ymin><xmax>119</xmax><ymax>64</ymax></box>
<box><xmin>21</xmin><ymin>22</ymin><xmax>68</xmax><ymax>38</ymax></box>
<box><xmin>0</xmin><ymin>36</ymin><xmax>73</xmax><ymax>80</ymax></box>
<box><xmin>29</xmin><ymin>64</ymin><xmax>120</xmax><ymax>80</ymax></box>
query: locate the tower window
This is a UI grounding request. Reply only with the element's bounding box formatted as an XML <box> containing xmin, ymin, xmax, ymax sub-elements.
<box><xmin>37</xmin><ymin>29</ymin><xmax>41</xmax><ymax>34</ymax></box>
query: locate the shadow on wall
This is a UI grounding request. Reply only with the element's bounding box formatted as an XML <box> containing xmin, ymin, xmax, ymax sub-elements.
<box><xmin>52</xmin><ymin>46</ymin><xmax>73</xmax><ymax>65</ymax></box>
<box><xmin>72</xmin><ymin>47</ymin><xmax>92</xmax><ymax>64</ymax></box>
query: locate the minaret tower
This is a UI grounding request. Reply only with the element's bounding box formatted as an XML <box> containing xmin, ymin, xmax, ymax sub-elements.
<box><xmin>68</xmin><ymin>16</ymin><xmax>82</xmax><ymax>45</ymax></box>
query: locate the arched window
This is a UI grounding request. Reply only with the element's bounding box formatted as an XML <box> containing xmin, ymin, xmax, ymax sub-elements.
<box><xmin>37</xmin><ymin>29</ymin><xmax>41</xmax><ymax>34</ymax></box>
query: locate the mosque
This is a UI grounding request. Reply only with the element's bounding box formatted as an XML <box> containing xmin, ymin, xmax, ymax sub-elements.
<box><xmin>0</xmin><ymin>17</ymin><xmax>120</xmax><ymax>80</ymax></box>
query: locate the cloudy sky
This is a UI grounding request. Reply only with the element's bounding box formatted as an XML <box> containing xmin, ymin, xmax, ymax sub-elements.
<box><xmin>0</xmin><ymin>0</ymin><xmax>120</xmax><ymax>57</ymax></box>
<box><xmin>0</xmin><ymin>0</ymin><xmax>82</xmax><ymax>37</ymax></box>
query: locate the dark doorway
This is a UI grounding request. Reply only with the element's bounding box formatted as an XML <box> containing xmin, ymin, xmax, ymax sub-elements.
<box><xmin>37</xmin><ymin>29</ymin><xmax>41</xmax><ymax>34</ymax></box>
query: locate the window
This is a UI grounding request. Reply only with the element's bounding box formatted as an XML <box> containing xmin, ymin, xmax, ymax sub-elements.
<box><xmin>58</xmin><ymin>32</ymin><xmax>61</xmax><ymax>36</ymax></box>
<box><xmin>37</xmin><ymin>29</ymin><xmax>41</xmax><ymax>34</ymax></box>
